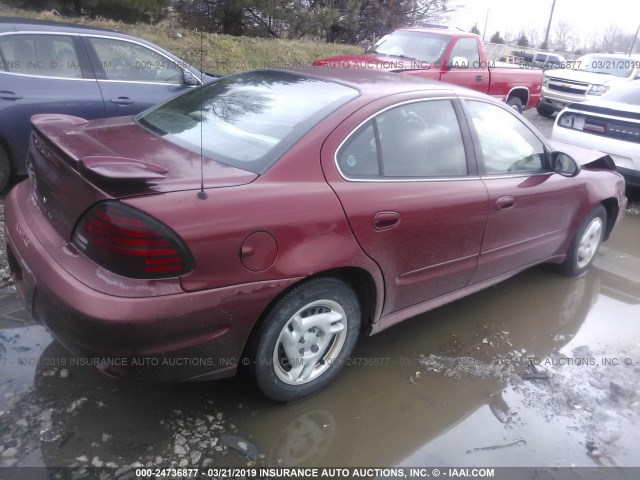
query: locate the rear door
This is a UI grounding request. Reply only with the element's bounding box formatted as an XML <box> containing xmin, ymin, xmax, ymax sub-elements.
<box><xmin>461</xmin><ymin>99</ymin><xmax>584</xmax><ymax>283</ymax></box>
<box><xmin>0</xmin><ymin>33</ymin><xmax>104</xmax><ymax>173</ymax></box>
<box><xmin>322</xmin><ymin>94</ymin><xmax>488</xmax><ymax>315</ymax></box>
<box><xmin>82</xmin><ymin>35</ymin><xmax>195</xmax><ymax>117</ymax></box>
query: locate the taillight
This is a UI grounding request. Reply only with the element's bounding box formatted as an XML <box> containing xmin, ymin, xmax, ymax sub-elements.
<box><xmin>72</xmin><ymin>202</ymin><xmax>193</xmax><ymax>279</ymax></box>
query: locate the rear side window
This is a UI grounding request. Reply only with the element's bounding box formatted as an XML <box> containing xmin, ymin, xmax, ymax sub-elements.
<box><xmin>0</xmin><ymin>34</ymin><xmax>82</xmax><ymax>79</ymax></box>
<box><xmin>337</xmin><ymin>100</ymin><xmax>468</xmax><ymax>179</ymax></box>
<box><xmin>138</xmin><ymin>70</ymin><xmax>359</xmax><ymax>173</ymax></box>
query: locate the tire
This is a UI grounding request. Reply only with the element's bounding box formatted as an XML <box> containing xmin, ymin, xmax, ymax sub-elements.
<box><xmin>506</xmin><ymin>96</ymin><xmax>524</xmax><ymax>114</ymax></box>
<box><xmin>0</xmin><ymin>145</ymin><xmax>10</xmax><ymax>193</ymax></box>
<box><xmin>536</xmin><ymin>102</ymin><xmax>555</xmax><ymax>118</ymax></box>
<box><xmin>248</xmin><ymin>277</ymin><xmax>361</xmax><ymax>403</ymax></box>
<box><xmin>561</xmin><ymin>205</ymin><xmax>606</xmax><ymax>276</ymax></box>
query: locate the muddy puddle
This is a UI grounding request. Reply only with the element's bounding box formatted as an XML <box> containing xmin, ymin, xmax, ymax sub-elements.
<box><xmin>0</xmin><ymin>214</ymin><xmax>639</xmax><ymax>473</ymax></box>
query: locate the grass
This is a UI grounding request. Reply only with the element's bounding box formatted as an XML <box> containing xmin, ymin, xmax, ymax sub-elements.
<box><xmin>0</xmin><ymin>4</ymin><xmax>360</xmax><ymax>75</ymax></box>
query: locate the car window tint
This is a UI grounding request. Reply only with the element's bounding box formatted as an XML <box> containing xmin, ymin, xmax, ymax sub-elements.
<box><xmin>466</xmin><ymin>100</ymin><xmax>546</xmax><ymax>174</ymax></box>
<box><xmin>337</xmin><ymin>121</ymin><xmax>379</xmax><ymax>177</ymax></box>
<box><xmin>377</xmin><ymin>100</ymin><xmax>467</xmax><ymax>178</ymax></box>
<box><xmin>0</xmin><ymin>34</ymin><xmax>82</xmax><ymax>79</ymax></box>
<box><xmin>449</xmin><ymin>38</ymin><xmax>480</xmax><ymax>68</ymax></box>
<box><xmin>88</xmin><ymin>37</ymin><xmax>183</xmax><ymax>83</ymax></box>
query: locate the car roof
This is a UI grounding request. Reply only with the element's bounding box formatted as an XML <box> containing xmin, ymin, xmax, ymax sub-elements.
<box><xmin>0</xmin><ymin>16</ymin><xmax>123</xmax><ymax>36</ymax></box>
<box><xmin>397</xmin><ymin>26</ymin><xmax>477</xmax><ymax>39</ymax></box>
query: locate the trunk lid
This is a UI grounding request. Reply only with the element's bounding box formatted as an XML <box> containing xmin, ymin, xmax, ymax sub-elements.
<box><xmin>28</xmin><ymin>114</ymin><xmax>257</xmax><ymax>240</ymax></box>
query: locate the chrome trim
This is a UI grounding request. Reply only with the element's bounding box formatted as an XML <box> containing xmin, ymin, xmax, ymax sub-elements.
<box><xmin>0</xmin><ymin>30</ymin><xmax>202</xmax><ymax>85</ymax></box>
<box><xmin>506</xmin><ymin>86</ymin><xmax>530</xmax><ymax>106</ymax></box>
<box><xmin>480</xmin><ymin>172</ymin><xmax>554</xmax><ymax>180</ymax></box>
<box><xmin>0</xmin><ymin>71</ymin><xmax>94</xmax><ymax>81</ymax></box>
<box><xmin>97</xmin><ymin>79</ymin><xmax>192</xmax><ymax>87</ymax></box>
<box><xmin>333</xmin><ymin>95</ymin><xmax>472</xmax><ymax>182</ymax></box>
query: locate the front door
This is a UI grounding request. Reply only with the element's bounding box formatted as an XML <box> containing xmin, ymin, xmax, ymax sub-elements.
<box><xmin>82</xmin><ymin>36</ymin><xmax>192</xmax><ymax>117</ymax></box>
<box><xmin>462</xmin><ymin>99</ymin><xmax>583</xmax><ymax>283</ymax></box>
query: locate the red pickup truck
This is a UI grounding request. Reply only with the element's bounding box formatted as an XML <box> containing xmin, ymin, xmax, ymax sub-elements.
<box><xmin>313</xmin><ymin>27</ymin><xmax>543</xmax><ymax>112</ymax></box>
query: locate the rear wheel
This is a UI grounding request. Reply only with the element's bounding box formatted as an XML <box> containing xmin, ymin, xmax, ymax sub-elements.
<box><xmin>506</xmin><ymin>96</ymin><xmax>524</xmax><ymax>113</ymax></box>
<box><xmin>536</xmin><ymin>102</ymin><xmax>555</xmax><ymax>118</ymax></box>
<box><xmin>0</xmin><ymin>145</ymin><xmax>10</xmax><ymax>193</ymax></box>
<box><xmin>561</xmin><ymin>205</ymin><xmax>606</xmax><ymax>276</ymax></box>
<box><xmin>249</xmin><ymin>278</ymin><xmax>361</xmax><ymax>403</ymax></box>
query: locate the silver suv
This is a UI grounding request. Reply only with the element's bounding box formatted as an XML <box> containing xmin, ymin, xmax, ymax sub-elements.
<box><xmin>537</xmin><ymin>53</ymin><xmax>640</xmax><ymax>117</ymax></box>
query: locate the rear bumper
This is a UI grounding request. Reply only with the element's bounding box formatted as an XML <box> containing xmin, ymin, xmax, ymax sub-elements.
<box><xmin>5</xmin><ymin>181</ymin><xmax>299</xmax><ymax>381</ymax></box>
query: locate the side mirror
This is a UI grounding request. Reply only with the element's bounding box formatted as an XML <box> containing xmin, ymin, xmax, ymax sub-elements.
<box><xmin>182</xmin><ymin>69</ymin><xmax>199</xmax><ymax>86</ymax></box>
<box><xmin>552</xmin><ymin>151</ymin><xmax>580</xmax><ymax>177</ymax></box>
<box><xmin>363</xmin><ymin>43</ymin><xmax>372</xmax><ymax>54</ymax></box>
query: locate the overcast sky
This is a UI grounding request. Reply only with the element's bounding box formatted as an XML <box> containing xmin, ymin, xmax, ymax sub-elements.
<box><xmin>447</xmin><ymin>0</ymin><xmax>640</xmax><ymax>46</ymax></box>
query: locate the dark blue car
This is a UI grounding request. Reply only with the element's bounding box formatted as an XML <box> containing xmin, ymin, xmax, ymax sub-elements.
<box><xmin>0</xmin><ymin>17</ymin><xmax>216</xmax><ymax>191</ymax></box>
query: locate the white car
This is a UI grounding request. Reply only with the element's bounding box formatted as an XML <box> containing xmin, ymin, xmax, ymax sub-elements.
<box><xmin>552</xmin><ymin>81</ymin><xmax>640</xmax><ymax>188</ymax></box>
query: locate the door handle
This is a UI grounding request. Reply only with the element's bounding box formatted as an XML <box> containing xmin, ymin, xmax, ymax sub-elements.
<box><xmin>374</xmin><ymin>211</ymin><xmax>400</xmax><ymax>230</ymax></box>
<box><xmin>0</xmin><ymin>90</ymin><xmax>23</xmax><ymax>100</ymax></box>
<box><xmin>110</xmin><ymin>96</ymin><xmax>134</xmax><ymax>105</ymax></box>
<box><xmin>495</xmin><ymin>196</ymin><xmax>516</xmax><ymax>210</ymax></box>
<box><xmin>475</xmin><ymin>75</ymin><xmax>484</xmax><ymax>82</ymax></box>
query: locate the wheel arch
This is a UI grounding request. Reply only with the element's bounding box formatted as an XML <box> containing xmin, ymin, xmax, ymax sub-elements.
<box><xmin>240</xmin><ymin>266</ymin><xmax>381</xmax><ymax>362</ymax></box>
<box><xmin>600</xmin><ymin>197</ymin><xmax>619</xmax><ymax>241</ymax></box>
<box><xmin>506</xmin><ymin>86</ymin><xmax>529</xmax><ymax>108</ymax></box>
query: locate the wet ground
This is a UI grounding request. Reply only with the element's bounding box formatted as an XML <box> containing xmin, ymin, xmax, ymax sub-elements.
<box><xmin>1</xmin><ymin>111</ymin><xmax>639</xmax><ymax>476</ymax></box>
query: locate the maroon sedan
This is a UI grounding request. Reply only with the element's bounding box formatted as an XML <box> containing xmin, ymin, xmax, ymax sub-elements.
<box><xmin>5</xmin><ymin>68</ymin><xmax>626</xmax><ymax>402</ymax></box>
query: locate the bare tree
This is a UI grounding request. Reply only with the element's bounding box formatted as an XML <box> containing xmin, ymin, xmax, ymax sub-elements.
<box><xmin>527</xmin><ymin>28</ymin><xmax>539</xmax><ymax>48</ymax></box>
<box><xmin>554</xmin><ymin>21</ymin><xmax>572</xmax><ymax>52</ymax></box>
<box><xmin>600</xmin><ymin>25</ymin><xmax>618</xmax><ymax>52</ymax></box>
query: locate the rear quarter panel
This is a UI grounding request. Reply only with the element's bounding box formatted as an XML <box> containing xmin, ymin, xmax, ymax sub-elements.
<box><xmin>122</xmin><ymin>105</ymin><xmax>386</xmax><ymax>321</ymax></box>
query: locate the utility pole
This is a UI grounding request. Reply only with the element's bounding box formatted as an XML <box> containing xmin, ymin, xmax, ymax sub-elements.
<box><xmin>483</xmin><ymin>8</ymin><xmax>490</xmax><ymax>42</ymax></box>
<box><xmin>542</xmin><ymin>0</ymin><xmax>557</xmax><ymax>50</ymax></box>
<box><xmin>630</xmin><ymin>23</ymin><xmax>640</xmax><ymax>55</ymax></box>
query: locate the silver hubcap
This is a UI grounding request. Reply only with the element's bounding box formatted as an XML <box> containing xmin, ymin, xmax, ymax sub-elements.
<box><xmin>577</xmin><ymin>217</ymin><xmax>603</xmax><ymax>269</ymax></box>
<box><xmin>273</xmin><ymin>300</ymin><xmax>347</xmax><ymax>385</ymax></box>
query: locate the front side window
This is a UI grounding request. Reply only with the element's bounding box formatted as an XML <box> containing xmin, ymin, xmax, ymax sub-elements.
<box><xmin>0</xmin><ymin>34</ymin><xmax>82</xmax><ymax>79</ymax></box>
<box><xmin>448</xmin><ymin>38</ymin><xmax>480</xmax><ymax>68</ymax></box>
<box><xmin>88</xmin><ymin>37</ymin><xmax>183</xmax><ymax>83</ymax></box>
<box><xmin>337</xmin><ymin>100</ymin><xmax>468</xmax><ymax>179</ymax></box>
<box><xmin>138</xmin><ymin>70</ymin><xmax>359</xmax><ymax>173</ymax></box>
<box><xmin>466</xmin><ymin>100</ymin><xmax>546</xmax><ymax>174</ymax></box>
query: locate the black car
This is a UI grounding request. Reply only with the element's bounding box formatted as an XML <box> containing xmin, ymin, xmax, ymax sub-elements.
<box><xmin>0</xmin><ymin>17</ymin><xmax>217</xmax><ymax>191</ymax></box>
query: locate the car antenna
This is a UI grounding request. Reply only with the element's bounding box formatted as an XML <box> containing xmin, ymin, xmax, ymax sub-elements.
<box><xmin>197</xmin><ymin>0</ymin><xmax>208</xmax><ymax>200</ymax></box>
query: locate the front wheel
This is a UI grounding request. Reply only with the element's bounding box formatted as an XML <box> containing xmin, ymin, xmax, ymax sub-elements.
<box><xmin>248</xmin><ymin>278</ymin><xmax>361</xmax><ymax>402</ymax></box>
<box><xmin>561</xmin><ymin>205</ymin><xmax>606</xmax><ymax>276</ymax></box>
<box><xmin>536</xmin><ymin>102</ymin><xmax>555</xmax><ymax>118</ymax></box>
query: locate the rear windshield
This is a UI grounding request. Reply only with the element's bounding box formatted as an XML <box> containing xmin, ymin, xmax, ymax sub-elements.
<box><xmin>136</xmin><ymin>70</ymin><xmax>359</xmax><ymax>173</ymax></box>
